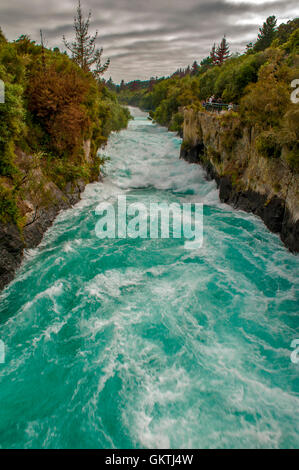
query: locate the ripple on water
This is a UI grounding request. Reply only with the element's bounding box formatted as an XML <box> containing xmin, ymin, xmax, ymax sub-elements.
<box><xmin>0</xmin><ymin>107</ymin><xmax>298</xmax><ymax>449</ymax></box>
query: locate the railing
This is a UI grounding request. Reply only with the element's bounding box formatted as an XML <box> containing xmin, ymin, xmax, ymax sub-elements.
<box><xmin>203</xmin><ymin>102</ymin><xmax>231</xmax><ymax>112</ymax></box>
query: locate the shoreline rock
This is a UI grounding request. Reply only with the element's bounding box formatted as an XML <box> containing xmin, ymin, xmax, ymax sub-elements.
<box><xmin>180</xmin><ymin>109</ymin><xmax>299</xmax><ymax>253</ymax></box>
<box><xmin>0</xmin><ymin>176</ymin><xmax>93</xmax><ymax>292</ymax></box>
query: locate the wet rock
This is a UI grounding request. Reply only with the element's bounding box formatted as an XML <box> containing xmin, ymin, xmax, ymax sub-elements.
<box><xmin>0</xmin><ymin>222</ymin><xmax>24</xmax><ymax>291</ymax></box>
<box><xmin>180</xmin><ymin>109</ymin><xmax>299</xmax><ymax>253</ymax></box>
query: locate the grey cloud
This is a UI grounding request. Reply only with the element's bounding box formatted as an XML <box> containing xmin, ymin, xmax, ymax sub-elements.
<box><xmin>0</xmin><ymin>0</ymin><xmax>298</xmax><ymax>82</ymax></box>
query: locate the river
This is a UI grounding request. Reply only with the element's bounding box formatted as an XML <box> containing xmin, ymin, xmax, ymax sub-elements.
<box><xmin>0</xmin><ymin>107</ymin><xmax>298</xmax><ymax>449</ymax></box>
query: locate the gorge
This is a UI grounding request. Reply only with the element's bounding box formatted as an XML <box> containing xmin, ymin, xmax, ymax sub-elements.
<box><xmin>0</xmin><ymin>108</ymin><xmax>298</xmax><ymax>449</ymax></box>
<box><xmin>180</xmin><ymin>108</ymin><xmax>299</xmax><ymax>253</ymax></box>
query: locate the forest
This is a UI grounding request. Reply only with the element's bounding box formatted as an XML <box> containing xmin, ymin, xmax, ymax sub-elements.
<box><xmin>0</xmin><ymin>3</ymin><xmax>131</xmax><ymax>227</ymax></box>
<box><xmin>1</xmin><ymin>13</ymin><xmax>298</xmax><ymax>229</ymax></box>
<box><xmin>116</xmin><ymin>16</ymin><xmax>299</xmax><ymax>174</ymax></box>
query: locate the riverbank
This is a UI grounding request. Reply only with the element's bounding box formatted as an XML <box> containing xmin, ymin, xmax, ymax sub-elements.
<box><xmin>0</xmin><ymin>30</ymin><xmax>132</xmax><ymax>291</ymax></box>
<box><xmin>0</xmin><ymin>154</ymin><xmax>96</xmax><ymax>291</ymax></box>
<box><xmin>1</xmin><ymin>108</ymin><xmax>298</xmax><ymax>449</ymax></box>
<box><xmin>180</xmin><ymin>108</ymin><xmax>299</xmax><ymax>253</ymax></box>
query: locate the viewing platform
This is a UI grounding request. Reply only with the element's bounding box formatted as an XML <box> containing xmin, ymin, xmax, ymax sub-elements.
<box><xmin>203</xmin><ymin>102</ymin><xmax>237</xmax><ymax>113</ymax></box>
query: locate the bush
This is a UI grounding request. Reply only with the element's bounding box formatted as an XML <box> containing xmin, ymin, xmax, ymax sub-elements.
<box><xmin>240</xmin><ymin>71</ymin><xmax>290</xmax><ymax>128</ymax></box>
<box><xmin>282</xmin><ymin>28</ymin><xmax>299</xmax><ymax>54</ymax></box>
<box><xmin>169</xmin><ymin>112</ymin><xmax>184</xmax><ymax>133</ymax></box>
<box><xmin>256</xmin><ymin>130</ymin><xmax>282</xmax><ymax>158</ymax></box>
<box><xmin>0</xmin><ymin>31</ymin><xmax>130</xmax><ymax>224</ymax></box>
<box><xmin>0</xmin><ymin>184</ymin><xmax>19</xmax><ymax>223</ymax></box>
<box><xmin>46</xmin><ymin>159</ymin><xmax>90</xmax><ymax>189</ymax></box>
<box><xmin>285</xmin><ymin>147</ymin><xmax>299</xmax><ymax>172</ymax></box>
<box><xmin>26</xmin><ymin>62</ymin><xmax>90</xmax><ymax>157</ymax></box>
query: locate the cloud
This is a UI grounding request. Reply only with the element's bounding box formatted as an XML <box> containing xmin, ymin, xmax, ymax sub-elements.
<box><xmin>0</xmin><ymin>0</ymin><xmax>298</xmax><ymax>82</ymax></box>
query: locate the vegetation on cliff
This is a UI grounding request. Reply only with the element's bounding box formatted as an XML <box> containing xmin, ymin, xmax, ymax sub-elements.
<box><xmin>118</xmin><ymin>16</ymin><xmax>299</xmax><ymax>171</ymax></box>
<box><xmin>0</xmin><ymin>3</ymin><xmax>130</xmax><ymax>227</ymax></box>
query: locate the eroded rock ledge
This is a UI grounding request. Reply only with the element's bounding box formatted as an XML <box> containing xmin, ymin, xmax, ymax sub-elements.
<box><xmin>0</xmin><ymin>179</ymin><xmax>87</xmax><ymax>291</ymax></box>
<box><xmin>0</xmin><ymin>146</ymin><xmax>97</xmax><ymax>291</ymax></box>
<box><xmin>180</xmin><ymin>109</ymin><xmax>299</xmax><ymax>253</ymax></box>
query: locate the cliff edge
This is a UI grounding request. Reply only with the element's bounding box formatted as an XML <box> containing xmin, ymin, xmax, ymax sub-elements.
<box><xmin>0</xmin><ymin>145</ymin><xmax>97</xmax><ymax>291</ymax></box>
<box><xmin>180</xmin><ymin>108</ymin><xmax>299</xmax><ymax>252</ymax></box>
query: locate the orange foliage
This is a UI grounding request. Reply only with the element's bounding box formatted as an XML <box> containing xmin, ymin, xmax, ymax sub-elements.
<box><xmin>27</xmin><ymin>64</ymin><xmax>91</xmax><ymax>154</ymax></box>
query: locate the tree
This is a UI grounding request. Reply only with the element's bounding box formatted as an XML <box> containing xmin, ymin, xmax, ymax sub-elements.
<box><xmin>246</xmin><ymin>42</ymin><xmax>253</xmax><ymax>53</ymax></box>
<box><xmin>191</xmin><ymin>61</ymin><xmax>199</xmax><ymax>75</ymax></box>
<box><xmin>210</xmin><ymin>43</ymin><xmax>217</xmax><ymax>65</ymax></box>
<box><xmin>200</xmin><ymin>56</ymin><xmax>213</xmax><ymax>73</ymax></box>
<box><xmin>129</xmin><ymin>80</ymin><xmax>141</xmax><ymax>91</ymax></box>
<box><xmin>14</xmin><ymin>35</ymin><xmax>37</xmax><ymax>55</ymax></box>
<box><xmin>216</xmin><ymin>36</ymin><xmax>230</xmax><ymax>65</ymax></box>
<box><xmin>254</xmin><ymin>16</ymin><xmax>277</xmax><ymax>52</ymax></box>
<box><xmin>276</xmin><ymin>18</ymin><xmax>299</xmax><ymax>45</ymax></box>
<box><xmin>240</xmin><ymin>54</ymin><xmax>290</xmax><ymax>128</ymax></box>
<box><xmin>63</xmin><ymin>1</ymin><xmax>109</xmax><ymax>77</ymax></box>
<box><xmin>27</xmin><ymin>63</ymin><xmax>90</xmax><ymax>154</ymax></box>
<box><xmin>106</xmin><ymin>77</ymin><xmax>116</xmax><ymax>91</ymax></box>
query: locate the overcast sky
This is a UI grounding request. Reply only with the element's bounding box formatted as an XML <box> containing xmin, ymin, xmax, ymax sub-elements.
<box><xmin>0</xmin><ymin>0</ymin><xmax>298</xmax><ymax>82</ymax></box>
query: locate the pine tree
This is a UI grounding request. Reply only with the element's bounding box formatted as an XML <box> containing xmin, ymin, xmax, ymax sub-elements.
<box><xmin>216</xmin><ymin>36</ymin><xmax>230</xmax><ymax>65</ymax></box>
<box><xmin>210</xmin><ymin>43</ymin><xmax>217</xmax><ymax>65</ymax></box>
<box><xmin>200</xmin><ymin>56</ymin><xmax>213</xmax><ymax>70</ymax></box>
<box><xmin>246</xmin><ymin>42</ymin><xmax>253</xmax><ymax>53</ymax></box>
<box><xmin>63</xmin><ymin>1</ymin><xmax>109</xmax><ymax>77</ymax></box>
<box><xmin>191</xmin><ymin>61</ymin><xmax>199</xmax><ymax>75</ymax></box>
<box><xmin>254</xmin><ymin>16</ymin><xmax>277</xmax><ymax>52</ymax></box>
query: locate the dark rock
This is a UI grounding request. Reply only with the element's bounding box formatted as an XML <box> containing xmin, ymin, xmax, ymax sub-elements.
<box><xmin>0</xmin><ymin>181</ymin><xmax>86</xmax><ymax>292</ymax></box>
<box><xmin>218</xmin><ymin>177</ymin><xmax>233</xmax><ymax>202</ymax></box>
<box><xmin>181</xmin><ymin>146</ymin><xmax>298</xmax><ymax>253</ymax></box>
<box><xmin>180</xmin><ymin>143</ymin><xmax>204</xmax><ymax>163</ymax></box>
<box><xmin>0</xmin><ymin>222</ymin><xmax>24</xmax><ymax>291</ymax></box>
<box><xmin>281</xmin><ymin>210</ymin><xmax>299</xmax><ymax>253</ymax></box>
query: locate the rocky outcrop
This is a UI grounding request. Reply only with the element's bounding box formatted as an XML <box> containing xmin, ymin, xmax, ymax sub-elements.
<box><xmin>0</xmin><ymin>178</ymin><xmax>87</xmax><ymax>291</ymax></box>
<box><xmin>0</xmin><ymin>148</ymin><xmax>98</xmax><ymax>291</ymax></box>
<box><xmin>0</xmin><ymin>222</ymin><xmax>24</xmax><ymax>291</ymax></box>
<box><xmin>180</xmin><ymin>109</ymin><xmax>299</xmax><ymax>253</ymax></box>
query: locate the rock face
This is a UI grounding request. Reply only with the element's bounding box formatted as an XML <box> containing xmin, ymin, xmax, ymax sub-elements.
<box><xmin>0</xmin><ymin>222</ymin><xmax>24</xmax><ymax>291</ymax></box>
<box><xmin>180</xmin><ymin>109</ymin><xmax>299</xmax><ymax>253</ymax></box>
<box><xmin>0</xmin><ymin>178</ymin><xmax>87</xmax><ymax>292</ymax></box>
<box><xmin>0</xmin><ymin>145</ymin><xmax>99</xmax><ymax>291</ymax></box>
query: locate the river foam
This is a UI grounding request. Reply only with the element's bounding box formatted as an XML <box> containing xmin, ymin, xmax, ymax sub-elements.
<box><xmin>0</xmin><ymin>107</ymin><xmax>298</xmax><ymax>449</ymax></box>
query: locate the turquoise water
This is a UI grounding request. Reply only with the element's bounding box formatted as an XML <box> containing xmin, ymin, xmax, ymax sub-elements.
<box><xmin>0</xmin><ymin>108</ymin><xmax>298</xmax><ymax>449</ymax></box>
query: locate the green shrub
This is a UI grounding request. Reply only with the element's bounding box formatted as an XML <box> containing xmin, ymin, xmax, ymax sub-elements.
<box><xmin>169</xmin><ymin>112</ymin><xmax>184</xmax><ymax>133</ymax></box>
<box><xmin>285</xmin><ymin>147</ymin><xmax>299</xmax><ymax>172</ymax></box>
<box><xmin>0</xmin><ymin>31</ymin><xmax>130</xmax><ymax>224</ymax></box>
<box><xmin>46</xmin><ymin>159</ymin><xmax>90</xmax><ymax>189</ymax></box>
<box><xmin>256</xmin><ymin>130</ymin><xmax>282</xmax><ymax>158</ymax></box>
<box><xmin>0</xmin><ymin>184</ymin><xmax>19</xmax><ymax>223</ymax></box>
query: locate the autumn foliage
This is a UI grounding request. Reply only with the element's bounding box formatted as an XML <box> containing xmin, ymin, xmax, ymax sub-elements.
<box><xmin>0</xmin><ymin>30</ymin><xmax>130</xmax><ymax>224</ymax></box>
<box><xmin>27</xmin><ymin>63</ymin><xmax>91</xmax><ymax>155</ymax></box>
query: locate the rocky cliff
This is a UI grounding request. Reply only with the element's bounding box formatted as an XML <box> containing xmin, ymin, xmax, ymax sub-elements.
<box><xmin>0</xmin><ymin>145</ymin><xmax>99</xmax><ymax>291</ymax></box>
<box><xmin>180</xmin><ymin>108</ymin><xmax>299</xmax><ymax>253</ymax></box>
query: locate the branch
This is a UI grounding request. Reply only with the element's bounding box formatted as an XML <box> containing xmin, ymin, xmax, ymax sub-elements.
<box><xmin>24</xmin><ymin>206</ymin><xmax>40</xmax><ymax>228</ymax></box>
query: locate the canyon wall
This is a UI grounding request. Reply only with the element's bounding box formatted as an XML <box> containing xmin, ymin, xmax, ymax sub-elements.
<box><xmin>0</xmin><ymin>145</ymin><xmax>99</xmax><ymax>291</ymax></box>
<box><xmin>180</xmin><ymin>109</ymin><xmax>299</xmax><ymax>252</ymax></box>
